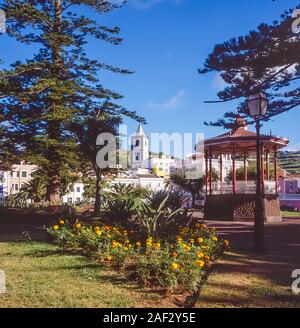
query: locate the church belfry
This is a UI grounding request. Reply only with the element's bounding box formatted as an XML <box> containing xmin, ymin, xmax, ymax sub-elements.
<box><xmin>131</xmin><ymin>124</ymin><xmax>149</xmax><ymax>169</ymax></box>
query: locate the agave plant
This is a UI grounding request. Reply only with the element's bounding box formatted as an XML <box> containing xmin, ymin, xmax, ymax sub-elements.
<box><xmin>137</xmin><ymin>195</ymin><xmax>192</xmax><ymax>240</ymax></box>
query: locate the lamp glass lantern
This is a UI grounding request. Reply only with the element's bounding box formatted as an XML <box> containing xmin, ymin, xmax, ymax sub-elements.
<box><xmin>247</xmin><ymin>92</ymin><xmax>268</xmax><ymax>118</ymax></box>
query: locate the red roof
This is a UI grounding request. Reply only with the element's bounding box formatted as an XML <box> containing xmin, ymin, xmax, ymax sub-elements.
<box><xmin>204</xmin><ymin>115</ymin><xmax>289</xmax><ymax>153</ymax></box>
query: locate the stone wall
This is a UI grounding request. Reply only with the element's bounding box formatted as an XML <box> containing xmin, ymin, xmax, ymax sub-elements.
<box><xmin>204</xmin><ymin>194</ymin><xmax>282</xmax><ymax>223</ymax></box>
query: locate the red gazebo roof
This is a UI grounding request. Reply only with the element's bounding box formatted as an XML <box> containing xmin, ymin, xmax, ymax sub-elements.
<box><xmin>204</xmin><ymin>115</ymin><xmax>289</xmax><ymax>154</ymax></box>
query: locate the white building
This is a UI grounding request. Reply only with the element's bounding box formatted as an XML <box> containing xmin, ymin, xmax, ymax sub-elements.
<box><xmin>114</xmin><ymin>168</ymin><xmax>164</xmax><ymax>190</ymax></box>
<box><xmin>131</xmin><ymin>124</ymin><xmax>149</xmax><ymax>169</ymax></box>
<box><xmin>170</xmin><ymin>153</ymin><xmax>244</xmax><ymax>181</ymax></box>
<box><xmin>141</xmin><ymin>157</ymin><xmax>176</xmax><ymax>177</ymax></box>
<box><xmin>62</xmin><ymin>182</ymin><xmax>85</xmax><ymax>204</ymax></box>
<box><xmin>1</xmin><ymin>162</ymin><xmax>38</xmax><ymax>197</ymax></box>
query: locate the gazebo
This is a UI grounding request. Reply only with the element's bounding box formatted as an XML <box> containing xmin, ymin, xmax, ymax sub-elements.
<box><xmin>204</xmin><ymin>115</ymin><xmax>289</xmax><ymax>222</ymax></box>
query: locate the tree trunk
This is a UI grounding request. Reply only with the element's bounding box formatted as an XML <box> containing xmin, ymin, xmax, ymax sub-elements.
<box><xmin>192</xmin><ymin>193</ymin><xmax>196</xmax><ymax>209</ymax></box>
<box><xmin>93</xmin><ymin>169</ymin><xmax>101</xmax><ymax>216</ymax></box>
<box><xmin>46</xmin><ymin>0</ymin><xmax>62</xmax><ymax>204</ymax></box>
<box><xmin>46</xmin><ymin>174</ymin><xmax>61</xmax><ymax>203</ymax></box>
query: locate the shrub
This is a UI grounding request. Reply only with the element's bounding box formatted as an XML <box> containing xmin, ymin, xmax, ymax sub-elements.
<box><xmin>47</xmin><ymin>219</ymin><xmax>229</xmax><ymax>292</ymax></box>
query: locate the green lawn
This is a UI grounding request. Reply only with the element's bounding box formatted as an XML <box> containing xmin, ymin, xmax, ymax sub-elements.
<box><xmin>196</xmin><ymin>252</ymin><xmax>300</xmax><ymax>308</ymax></box>
<box><xmin>0</xmin><ymin>242</ymin><xmax>174</xmax><ymax>308</ymax></box>
<box><xmin>1</xmin><ymin>242</ymin><xmax>299</xmax><ymax>308</ymax></box>
<box><xmin>281</xmin><ymin>211</ymin><xmax>300</xmax><ymax>218</ymax></box>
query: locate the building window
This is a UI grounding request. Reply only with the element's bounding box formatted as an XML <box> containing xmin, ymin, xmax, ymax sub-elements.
<box><xmin>14</xmin><ymin>184</ymin><xmax>19</xmax><ymax>191</ymax></box>
<box><xmin>67</xmin><ymin>198</ymin><xmax>73</xmax><ymax>204</ymax></box>
<box><xmin>76</xmin><ymin>197</ymin><xmax>81</xmax><ymax>204</ymax></box>
<box><xmin>76</xmin><ymin>187</ymin><xmax>81</xmax><ymax>193</ymax></box>
<box><xmin>135</xmin><ymin>140</ymin><xmax>140</xmax><ymax>147</ymax></box>
<box><xmin>21</xmin><ymin>171</ymin><xmax>27</xmax><ymax>178</ymax></box>
<box><xmin>135</xmin><ymin>153</ymin><xmax>140</xmax><ymax>161</ymax></box>
<box><xmin>16</xmin><ymin>171</ymin><xmax>19</xmax><ymax>178</ymax></box>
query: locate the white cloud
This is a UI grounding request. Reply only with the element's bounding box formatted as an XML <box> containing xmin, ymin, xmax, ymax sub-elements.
<box><xmin>146</xmin><ymin>89</ymin><xmax>186</xmax><ymax>110</ymax></box>
<box><xmin>129</xmin><ymin>0</ymin><xmax>183</xmax><ymax>10</ymax></box>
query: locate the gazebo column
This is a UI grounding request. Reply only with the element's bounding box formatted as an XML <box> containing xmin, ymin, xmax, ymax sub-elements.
<box><xmin>274</xmin><ymin>147</ymin><xmax>278</xmax><ymax>194</ymax></box>
<box><xmin>219</xmin><ymin>153</ymin><xmax>223</xmax><ymax>193</ymax></box>
<box><xmin>232</xmin><ymin>146</ymin><xmax>236</xmax><ymax>194</ymax></box>
<box><xmin>261</xmin><ymin>145</ymin><xmax>265</xmax><ymax>193</ymax></box>
<box><xmin>266</xmin><ymin>150</ymin><xmax>270</xmax><ymax>181</ymax></box>
<box><xmin>209</xmin><ymin>148</ymin><xmax>213</xmax><ymax>195</ymax></box>
<box><xmin>205</xmin><ymin>150</ymin><xmax>208</xmax><ymax>195</ymax></box>
<box><xmin>243</xmin><ymin>153</ymin><xmax>248</xmax><ymax>182</ymax></box>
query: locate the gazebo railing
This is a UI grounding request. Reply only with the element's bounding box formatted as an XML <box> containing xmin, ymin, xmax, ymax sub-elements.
<box><xmin>210</xmin><ymin>180</ymin><xmax>278</xmax><ymax>195</ymax></box>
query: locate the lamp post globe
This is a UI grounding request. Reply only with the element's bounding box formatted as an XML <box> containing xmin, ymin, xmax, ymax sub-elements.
<box><xmin>248</xmin><ymin>92</ymin><xmax>268</xmax><ymax>118</ymax></box>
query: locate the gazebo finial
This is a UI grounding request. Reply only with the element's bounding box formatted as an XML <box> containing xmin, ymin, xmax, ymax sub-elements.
<box><xmin>233</xmin><ymin>114</ymin><xmax>248</xmax><ymax>131</ymax></box>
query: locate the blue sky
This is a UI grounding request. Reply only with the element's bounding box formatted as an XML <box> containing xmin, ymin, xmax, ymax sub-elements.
<box><xmin>1</xmin><ymin>0</ymin><xmax>300</xmax><ymax>154</ymax></box>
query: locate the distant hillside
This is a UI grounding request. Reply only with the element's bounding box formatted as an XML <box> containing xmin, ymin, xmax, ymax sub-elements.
<box><xmin>278</xmin><ymin>151</ymin><xmax>300</xmax><ymax>174</ymax></box>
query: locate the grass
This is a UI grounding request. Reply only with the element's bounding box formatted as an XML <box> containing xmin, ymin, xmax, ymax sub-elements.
<box><xmin>1</xmin><ymin>243</ymin><xmax>299</xmax><ymax>308</ymax></box>
<box><xmin>0</xmin><ymin>242</ymin><xmax>175</xmax><ymax>308</ymax></box>
<box><xmin>196</xmin><ymin>252</ymin><xmax>300</xmax><ymax>308</ymax></box>
<box><xmin>281</xmin><ymin>211</ymin><xmax>300</xmax><ymax>218</ymax></box>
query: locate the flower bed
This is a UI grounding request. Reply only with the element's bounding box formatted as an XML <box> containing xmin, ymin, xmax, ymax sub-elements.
<box><xmin>48</xmin><ymin>220</ymin><xmax>229</xmax><ymax>293</ymax></box>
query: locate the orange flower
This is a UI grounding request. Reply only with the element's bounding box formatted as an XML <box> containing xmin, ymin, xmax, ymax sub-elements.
<box><xmin>224</xmin><ymin>240</ymin><xmax>230</xmax><ymax>247</ymax></box>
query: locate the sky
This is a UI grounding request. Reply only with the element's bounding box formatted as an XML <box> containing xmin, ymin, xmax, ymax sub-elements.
<box><xmin>1</xmin><ymin>0</ymin><xmax>300</xmax><ymax>155</ymax></box>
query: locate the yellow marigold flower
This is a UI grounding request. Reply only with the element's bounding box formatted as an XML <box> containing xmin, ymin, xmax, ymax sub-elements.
<box><xmin>95</xmin><ymin>226</ymin><xmax>100</xmax><ymax>231</ymax></box>
<box><xmin>128</xmin><ymin>244</ymin><xmax>133</xmax><ymax>248</ymax></box>
<box><xmin>183</xmin><ymin>245</ymin><xmax>191</xmax><ymax>252</ymax></box>
<box><xmin>202</xmin><ymin>224</ymin><xmax>207</xmax><ymax>229</ymax></box>
<box><xmin>195</xmin><ymin>223</ymin><xmax>201</xmax><ymax>228</ymax></box>
<box><xmin>106</xmin><ymin>234</ymin><xmax>111</xmax><ymax>239</ymax></box>
<box><xmin>204</xmin><ymin>255</ymin><xmax>211</xmax><ymax>261</ymax></box>
<box><xmin>113</xmin><ymin>227</ymin><xmax>118</xmax><ymax>232</ymax></box>
<box><xmin>224</xmin><ymin>240</ymin><xmax>230</xmax><ymax>247</ymax></box>
<box><xmin>125</xmin><ymin>239</ymin><xmax>130</xmax><ymax>244</ymax></box>
<box><xmin>194</xmin><ymin>260</ymin><xmax>205</xmax><ymax>268</ymax></box>
<box><xmin>59</xmin><ymin>220</ymin><xmax>65</xmax><ymax>225</ymax></box>
<box><xmin>170</xmin><ymin>252</ymin><xmax>178</xmax><ymax>258</ymax></box>
<box><xmin>136</xmin><ymin>242</ymin><xmax>141</xmax><ymax>247</ymax></box>
<box><xmin>197</xmin><ymin>252</ymin><xmax>205</xmax><ymax>259</ymax></box>
<box><xmin>197</xmin><ymin>237</ymin><xmax>204</xmax><ymax>244</ymax></box>
<box><xmin>124</xmin><ymin>247</ymin><xmax>129</xmax><ymax>251</ymax></box>
<box><xmin>75</xmin><ymin>223</ymin><xmax>81</xmax><ymax>229</ymax></box>
<box><xmin>201</xmin><ymin>245</ymin><xmax>208</xmax><ymax>250</ymax></box>
<box><xmin>153</xmin><ymin>242</ymin><xmax>161</xmax><ymax>250</ymax></box>
<box><xmin>96</xmin><ymin>230</ymin><xmax>102</xmax><ymax>236</ymax></box>
<box><xmin>53</xmin><ymin>225</ymin><xmax>59</xmax><ymax>230</ymax></box>
<box><xmin>212</xmin><ymin>236</ymin><xmax>218</xmax><ymax>242</ymax></box>
<box><xmin>123</xmin><ymin>230</ymin><xmax>128</xmax><ymax>235</ymax></box>
<box><xmin>176</xmin><ymin>236</ymin><xmax>183</xmax><ymax>243</ymax></box>
<box><xmin>106</xmin><ymin>255</ymin><xmax>112</xmax><ymax>261</ymax></box>
<box><xmin>171</xmin><ymin>262</ymin><xmax>180</xmax><ymax>270</ymax></box>
<box><xmin>190</xmin><ymin>239</ymin><xmax>195</xmax><ymax>244</ymax></box>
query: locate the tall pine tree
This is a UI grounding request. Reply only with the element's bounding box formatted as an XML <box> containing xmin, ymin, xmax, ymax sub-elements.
<box><xmin>0</xmin><ymin>0</ymin><xmax>143</xmax><ymax>202</ymax></box>
<box><xmin>199</xmin><ymin>3</ymin><xmax>300</xmax><ymax>128</ymax></box>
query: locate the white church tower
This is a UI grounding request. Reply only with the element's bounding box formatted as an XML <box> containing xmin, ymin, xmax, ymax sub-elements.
<box><xmin>131</xmin><ymin>124</ymin><xmax>149</xmax><ymax>169</ymax></box>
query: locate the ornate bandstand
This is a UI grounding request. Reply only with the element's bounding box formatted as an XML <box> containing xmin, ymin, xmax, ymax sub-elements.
<box><xmin>204</xmin><ymin>116</ymin><xmax>289</xmax><ymax>222</ymax></box>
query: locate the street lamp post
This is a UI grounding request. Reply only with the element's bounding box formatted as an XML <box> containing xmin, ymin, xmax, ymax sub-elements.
<box><xmin>247</xmin><ymin>92</ymin><xmax>268</xmax><ymax>253</ymax></box>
